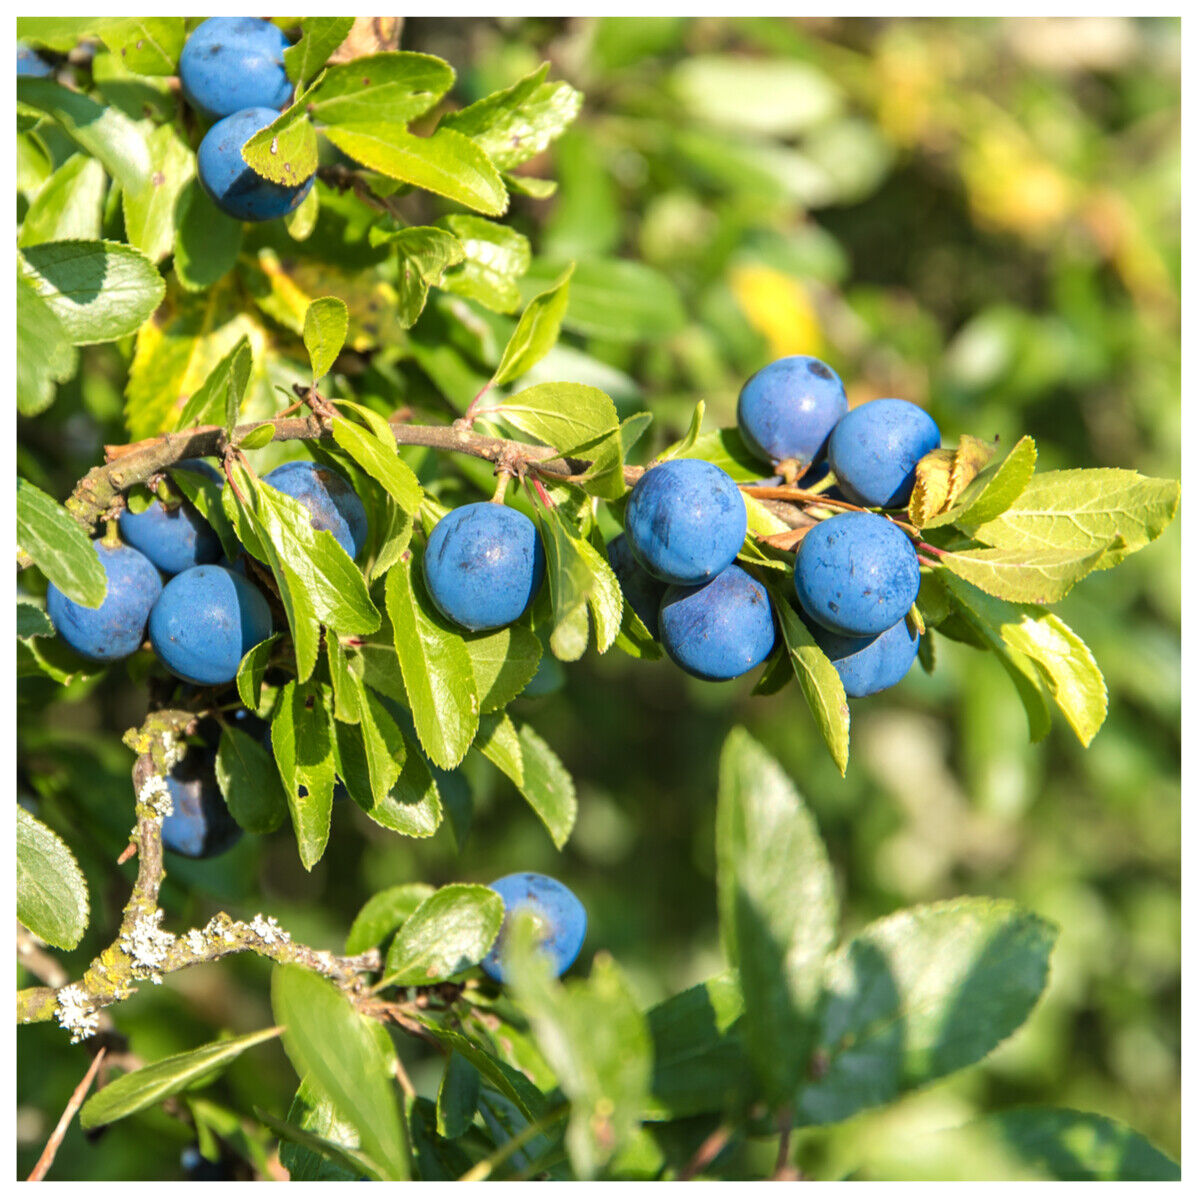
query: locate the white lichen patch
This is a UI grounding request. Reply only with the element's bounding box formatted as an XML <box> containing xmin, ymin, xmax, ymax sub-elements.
<box><xmin>250</xmin><ymin>914</ymin><xmax>289</xmax><ymax>946</ymax></box>
<box><xmin>137</xmin><ymin>774</ymin><xmax>173</xmax><ymax>819</ymax></box>
<box><xmin>119</xmin><ymin>908</ymin><xmax>175</xmax><ymax>979</ymax></box>
<box><xmin>160</xmin><ymin>732</ymin><xmax>187</xmax><ymax>770</ymax></box>
<box><xmin>56</xmin><ymin>985</ymin><xmax>99</xmax><ymax>1044</ymax></box>
<box><xmin>185</xmin><ymin>928</ymin><xmax>206</xmax><ymax>956</ymax></box>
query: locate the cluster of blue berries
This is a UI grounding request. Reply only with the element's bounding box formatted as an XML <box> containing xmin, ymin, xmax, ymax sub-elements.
<box><xmin>180</xmin><ymin>18</ymin><xmax>314</xmax><ymax>222</ymax></box>
<box><xmin>47</xmin><ymin>459</ymin><xmax>366</xmax><ymax>683</ymax></box>
<box><xmin>739</xmin><ymin>354</ymin><xmax>939</xmax><ymax>696</ymax></box>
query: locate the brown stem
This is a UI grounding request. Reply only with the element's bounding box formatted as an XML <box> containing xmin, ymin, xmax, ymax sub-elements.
<box><xmin>26</xmin><ymin>1047</ymin><xmax>107</xmax><ymax>1181</ymax></box>
<box><xmin>679</xmin><ymin>1123</ymin><xmax>733</xmax><ymax>1181</ymax></box>
<box><xmin>18</xmin><ymin>416</ymin><xmax>645</xmax><ymax>566</ymax></box>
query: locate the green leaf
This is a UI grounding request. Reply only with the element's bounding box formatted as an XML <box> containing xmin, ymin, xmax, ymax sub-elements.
<box><xmin>535</xmin><ymin>506</ymin><xmax>605</xmax><ymax>661</ymax></box>
<box><xmin>371</xmin><ymin>225</ymin><xmax>464</xmax><ymax>327</ymax></box>
<box><xmin>309</xmin><ymin>52</ymin><xmax>454</xmax><ymax>125</ymax></box>
<box><xmin>496</xmin><ymin>381</ymin><xmax>623</xmax><ymax>499</ymax></box>
<box><xmin>272</xmin><ymin>965</ymin><xmax>409</xmax><ymax>1180</ymax></box>
<box><xmin>19</xmin><ymin>240</ymin><xmax>164</xmax><ymax>345</ymax></box>
<box><xmin>323</xmin><ymin>123</ymin><xmax>507</xmax><ymax>217</ymax></box>
<box><xmin>271</xmin><ymin>681</ymin><xmax>335</xmax><ymax>870</ymax></box>
<box><xmin>331</xmin><ymin>412</ymin><xmax>422</xmax><ymax>513</ymax></box>
<box><xmin>18</xmin><ymin>154</ymin><xmax>106</xmax><ymax>247</ymax></box>
<box><xmin>216</xmin><ymin>726</ymin><xmax>287</xmax><ymax>835</ymax></box>
<box><xmin>464</xmin><ymin>622</ymin><xmax>542</xmax><ymax>712</ymax></box>
<box><xmin>521</xmin><ymin>258</ymin><xmax>685</xmax><ymax>342</ymax></box>
<box><xmin>505</xmin><ymin>929</ymin><xmax>651</xmax><ymax>1179</ymax></box>
<box><xmin>17</xmin><ymin>78</ymin><xmax>150</xmax><ymax>192</ymax></box>
<box><xmin>937</xmin><ymin>545</ymin><xmax>1106</xmax><ymax>605</ymax></box>
<box><xmin>939</xmin><ymin>574</ymin><xmax>1107</xmax><ymax>746</ymax></box>
<box><xmin>438</xmin><ymin>215</ymin><xmax>530</xmax><ymax>312</ymax></box>
<box><xmin>235</xmin><ymin>423</ymin><xmax>274</xmax><ymax>451</ymax></box>
<box><xmin>437</xmin><ymin>1052</ymin><xmax>481</xmax><ymax>1140</ymax></box>
<box><xmin>345</xmin><ymin>883</ymin><xmax>435</xmax><ymax>955</ymax></box>
<box><xmin>17</xmin><ymin>601</ymin><xmax>55</xmax><ymax>640</ymax></box>
<box><xmin>504</xmin><ymin>173</ymin><xmax>556</xmax><ymax>198</ymax></box>
<box><xmin>933</xmin><ymin>1108</ymin><xmax>1182</xmax><ymax>1182</ymax></box>
<box><xmin>795</xmin><ymin>899</ymin><xmax>1056</xmax><ymax>1126</ymax></box>
<box><xmin>17</xmin><ymin>477</ymin><xmax>106</xmax><ymax>608</ymax></box>
<box><xmin>380</xmin><ymin>883</ymin><xmax>504</xmax><ymax>987</ymax></box>
<box><xmin>773</xmin><ymin>595</ymin><xmax>850</xmax><ymax>776</ymax></box>
<box><xmin>284</xmin><ymin>17</ymin><xmax>355</xmax><ymax>86</ymax></box>
<box><xmin>421</xmin><ymin>1027</ymin><xmax>549</xmax><ymax>1122</ymax></box>
<box><xmin>241</xmin><ymin>103</ymin><xmax>319</xmax><ymax>187</ymax></box>
<box><xmin>966</xmin><ymin>468</ymin><xmax>1180</xmax><ymax>571</ymax></box>
<box><xmin>172</xmin><ymin>463</ymin><xmax>241</xmax><ymax>563</ymax></box>
<box><xmin>16</xmin><ymin>275</ymin><xmax>75</xmax><ymax>417</ymax></box>
<box><xmin>273</xmin><ymin>1078</ymin><xmax>372</xmax><ymax>1182</ymax></box>
<box><xmin>658</xmin><ymin>400</ymin><xmax>707</xmax><ymax>462</ymax></box>
<box><xmin>285</xmin><ymin>185</ymin><xmax>320</xmax><ymax>241</ymax></box>
<box><xmin>241</xmin><ymin>463</ymin><xmax>381</xmax><ymax>638</ymax></box>
<box><xmin>922</xmin><ymin>435</ymin><xmax>1037</xmax><ymax>530</ymax></box>
<box><xmin>176</xmin><ymin>335</ymin><xmax>253</xmax><ymax>431</ymax></box>
<box><xmin>174</xmin><ymin>181</ymin><xmax>243</xmax><ymax>291</ymax></box>
<box><xmin>16</xmin><ymin>807</ymin><xmax>89</xmax><ymax>951</ymax></box>
<box><xmin>678</xmin><ymin>426</ymin><xmax>766</xmax><ymax>482</ymax></box>
<box><xmin>384</xmin><ymin>555</ymin><xmax>479</xmax><ymax>769</ymax></box>
<box><xmin>98</xmin><ymin>18</ymin><xmax>185</xmax><ymax>75</ymax></box>
<box><xmin>237</xmin><ymin>633</ymin><xmax>284</xmax><ymax>705</ymax></box>
<box><xmin>80</xmin><ymin>1028</ymin><xmax>281</xmax><ymax>1129</ymax></box>
<box><xmin>716</xmin><ymin>728</ymin><xmax>837</xmax><ymax>1105</ymax></box>
<box><xmin>493</xmin><ymin>265</ymin><xmax>574</xmax><ymax>387</ymax></box>
<box><xmin>304</xmin><ymin>296</ymin><xmax>349</xmax><ymax>381</ymax></box>
<box><xmin>475</xmin><ymin>716</ymin><xmax>578</xmax><ymax>849</ymax></box>
<box><xmin>122</xmin><ymin>123</ymin><xmax>195</xmax><ymax>264</ymax></box>
<box><xmin>442</xmin><ymin>63</ymin><xmax>582</xmax><ymax>170</ymax></box>
<box><xmin>644</xmin><ymin>974</ymin><xmax>753</xmax><ymax>1120</ymax></box>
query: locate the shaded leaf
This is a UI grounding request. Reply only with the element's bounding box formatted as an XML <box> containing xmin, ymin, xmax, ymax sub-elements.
<box><xmin>345</xmin><ymin>883</ymin><xmax>435</xmax><ymax>955</ymax></box>
<box><xmin>16</xmin><ymin>807</ymin><xmax>89</xmax><ymax>951</ymax></box>
<box><xmin>16</xmin><ymin>477</ymin><xmax>106</xmax><ymax>608</ymax></box>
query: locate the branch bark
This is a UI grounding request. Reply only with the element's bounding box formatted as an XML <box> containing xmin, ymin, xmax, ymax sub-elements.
<box><xmin>16</xmin><ymin>710</ymin><xmax>381</xmax><ymax>1035</ymax></box>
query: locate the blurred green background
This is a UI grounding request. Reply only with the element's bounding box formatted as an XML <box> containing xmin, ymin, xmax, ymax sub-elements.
<box><xmin>17</xmin><ymin>16</ymin><xmax>1180</xmax><ymax>1180</ymax></box>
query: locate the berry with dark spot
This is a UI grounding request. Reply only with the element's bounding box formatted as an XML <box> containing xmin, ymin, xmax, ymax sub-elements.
<box><xmin>263</xmin><ymin>460</ymin><xmax>368</xmax><ymax>560</ymax></box>
<box><xmin>737</xmin><ymin>355</ymin><xmax>848</xmax><ymax>468</ymax></box>
<box><xmin>46</xmin><ymin>541</ymin><xmax>163</xmax><ymax>662</ymax></box>
<box><xmin>423</xmin><ymin>502</ymin><xmax>545</xmax><ymax>632</ymax></box>
<box><xmin>179</xmin><ymin>17</ymin><xmax>292</xmax><ymax>121</ymax></box>
<box><xmin>606</xmin><ymin>532</ymin><xmax>667</xmax><ymax>637</ymax></box>
<box><xmin>624</xmin><ymin>459</ymin><xmax>746</xmax><ymax>587</ymax></box>
<box><xmin>659</xmin><ymin>564</ymin><xmax>777</xmax><ymax>682</ymax></box>
<box><xmin>827</xmin><ymin>397</ymin><xmax>941</xmax><ymax>509</ymax></box>
<box><xmin>148</xmin><ymin>564</ymin><xmax>273</xmax><ymax>685</ymax></box>
<box><xmin>117</xmin><ymin>459</ymin><xmax>223</xmax><ymax>576</ymax></box>
<box><xmin>197</xmin><ymin>107</ymin><xmax>314</xmax><ymax>223</ymax></box>
<box><xmin>482</xmin><ymin>872</ymin><xmax>587</xmax><ymax>983</ymax></box>
<box><xmin>794</xmin><ymin>511</ymin><xmax>919</xmax><ymax>638</ymax></box>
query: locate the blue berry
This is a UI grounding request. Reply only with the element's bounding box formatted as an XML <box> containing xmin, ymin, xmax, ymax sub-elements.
<box><xmin>794</xmin><ymin>511</ymin><xmax>919</xmax><ymax>638</ymax></box>
<box><xmin>46</xmin><ymin>541</ymin><xmax>162</xmax><ymax>662</ymax></box>
<box><xmin>179</xmin><ymin>17</ymin><xmax>292</xmax><ymax>121</ymax></box>
<box><xmin>263</xmin><ymin>460</ymin><xmax>368</xmax><ymax>560</ymax></box>
<box><xmin>117</xmin><ymin>459</ymin><xmax>223</xmax><ymax>576</ymax></box>
<box><xmin>808</xmin><ymin>615</ymin><xmax>920</xmax><ymax>697</ymax></box>
<box><xmin>423</xmin><ymin>502</ymin><xmax>545</xmax><ymax>633</ymax></box>
<box><xmin>827</xmin><ymin>398</ymin><xmax>941</xmax><ymax>509</ymax></box>
<box><xmin>607</xmin><ymin>532</ymin><xmax>667</xmax><ymax>638</ymax></box>
<box><xmin>17</xmin><ymin>43</ymin><xmax>54</xmax><ymax>77</ymax></box>
<box><xmin>625</xmin><ymin>459</ymin><xmax>746</xmax><ymax>586</ymax></box>
<box><xmin>482</xmin><ymin>873</ymin><xmax>587</xmax><ymax>984</ymax></box>
<box><xmin>737</xmin><ymin>355</ymin><xmax>848</xmax><ymax>467</ymax></box>
<box><xmin>659</xmin><ymin>564</ymin><xmax>777</xmax><ymax>682</ymax></box>
<box><xmin>162</xmin><ymin>747</ymin><xmax>242</xmax><ymax>859</ymax></box>
<box><xmin>197</xmin><ymin>107</ymin><xmax>314</xmax><ymax>223</ymax></box>
<box><xmin>149</xmin><ymin>564</ymin><xmax>273</xmax><ymax>685</ymax></box>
